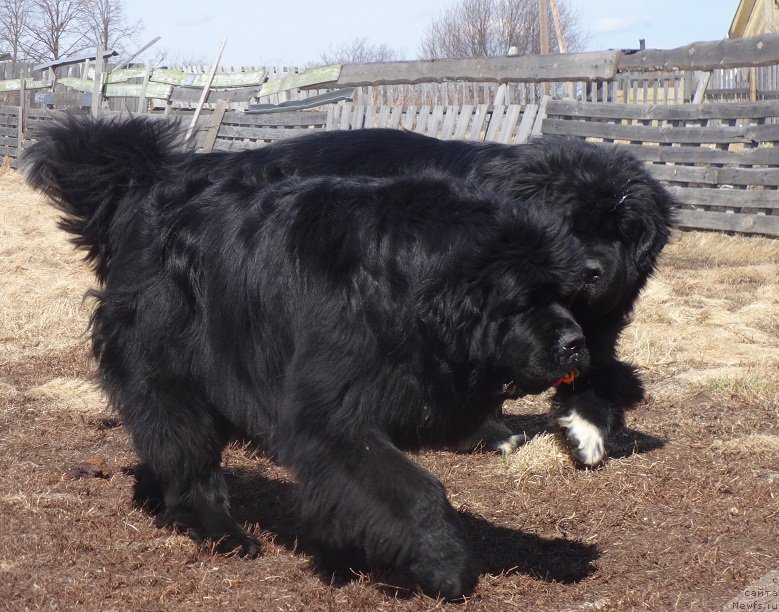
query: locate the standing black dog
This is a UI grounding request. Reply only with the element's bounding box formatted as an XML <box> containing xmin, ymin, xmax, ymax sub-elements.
<box><xmin>182</xmin><ymin>128</ymin><xmax>676</xmax><ymax>465</ymax></box>
<box><xmin>22</xmin><ymin>116</ymin><xmax>590</xmax><ymax>599</ymax></box>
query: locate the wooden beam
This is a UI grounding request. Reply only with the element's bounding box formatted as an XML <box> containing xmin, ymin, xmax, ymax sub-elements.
<box><xmin>618</xmin><ymin>33</ymin><xmax>779</xmax><ymax>72</ymax></box>
<box><xmin>538</xmin><ymin>0</ymin><xmax>549</xmax><ymax>55</ymax></box>
<box><xmin>549</xmin><ymin>0</ymin><xmax>567</xmax><ymax>53</ymax></box>
<box><xmin>333</xmin><ymin>52</ymin><xmax>619</xmax><ymax>87</ymax></box>
<box><xmin>113</xmin><ymin>36</ymin><xmax>161</xmax><ymax>71</ymax></box>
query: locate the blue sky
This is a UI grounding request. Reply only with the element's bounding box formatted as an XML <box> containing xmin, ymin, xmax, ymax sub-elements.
<box><xmin>123</xmin><ymin>1</ymin><xmax>738</xmax><ymax>67</ymax></box>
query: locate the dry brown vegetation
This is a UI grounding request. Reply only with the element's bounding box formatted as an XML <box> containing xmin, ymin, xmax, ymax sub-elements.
<box><xmin>1</xmin><ymin>168</ymin><xmax>777</xmax><ymax>610</ymax></box>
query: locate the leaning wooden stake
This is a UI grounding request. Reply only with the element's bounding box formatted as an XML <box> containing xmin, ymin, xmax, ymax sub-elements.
<box><xmin>185</xmin><ymin>39</ymin><xmax>226</xmax><ymax>144</ymax></box>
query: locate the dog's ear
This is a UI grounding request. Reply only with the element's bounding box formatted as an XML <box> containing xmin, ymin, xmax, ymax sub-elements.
<box><xmin>635</xmin><ymin>223</ymin><xmax>661</xmax><ymax>270</ymax></box>
<box><xmin>632</xmin><ymin>206</ymin><xmax>673</xmax><ymax>275</ymax></box>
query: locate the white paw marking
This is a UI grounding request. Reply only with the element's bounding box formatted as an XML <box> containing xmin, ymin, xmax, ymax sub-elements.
<box><xmin>557</xmin><ymin>412</ymin><xmax>605</xmax><ymax>466</ymax></box>
<box><xmin>495</xmin><ymin>433</ymin><xmax>528</xmax><ymax>455</ymax></box>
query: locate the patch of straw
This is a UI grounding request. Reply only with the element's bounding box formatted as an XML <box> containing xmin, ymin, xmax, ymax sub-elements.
<box><xmin>503</xmin><ymin>433</ymin><xmax>573</xmax><ymax>481</ymax></box>
<box><xmin>27</xmin><ymin>377</ymin><xmax>105</xmax><ymax>414</ymax></box>
<box><xmin>711</xmin><ymin>434</ymin><xmax>779</xmax><ymax>454</ymax></box>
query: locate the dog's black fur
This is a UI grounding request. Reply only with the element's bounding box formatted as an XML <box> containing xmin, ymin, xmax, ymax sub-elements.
<box><xmin>22</xmin><ymin>115</ymin><xmax>591</xmax><ymax>600</ymax></box>
<box><xmin>181</xmin><ymin>128</ymin><xmax>676</xmax><ymax>464</ymax></box>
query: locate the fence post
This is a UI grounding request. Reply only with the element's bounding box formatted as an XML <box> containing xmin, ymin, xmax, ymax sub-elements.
<box><xmin>91</xmin><ymin>45</ymin><xmax>104</xmax><ymax>117</ymax></box>
<box><xmin>749</xmin><ymin>67</ymin><xmax>758</xmax><ymax>101</ymax></box>
<box><xmin>17</xmin><ymin>74</ymin><xmax>26</xmax><ymax>161</ymax></box>
<box><xmin>201</xmin><ymin>99</ymin><xmax>227</xmax><ymax>152</ymax></box>
<box><xmin>138</xmin><ymin>62</ymin><xmax>153</xmax><ymax>114</ymax></box>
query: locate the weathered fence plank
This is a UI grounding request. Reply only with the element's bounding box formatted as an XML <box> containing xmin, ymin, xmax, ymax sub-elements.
<box><xmin>649</xmin><ymin>165</ymin><xmax>779</xmax><ymax>188</ymax></box>
<box><xmin>674</xmin><ymin>209</ymin><xmax>779</xmax><ymax>234</ymax></box>
<box><xmin>666</xmin><ymin>187</ymin><xmax>779</xmax><ymax>210</ymax></box>
<box><xmin>542</xmin><ymin>118</ymin><xmax>779</xmax><ymax>144</ymax></box>
<box><xmin>0</xmin><ymin>78</ymin><xmax>48</xmax><ymax>92</ymax></box>
<box><xmin>619</xmin><ymin>34</ymin><xmax>779</xmax><ymax>73</ymax></box>
<box><xmin>541</xmin><ymin>98</ymin><xmax>779</xmax><ymax>236</ymax></box>
<box><xmin>546</xmin><ymin>99</ymin><xmax>779</xmax><ymax>120</ymax></box>
<box><xmin>258</xmin><ymin>65</ymin><xmax>340</xmax><ymax>97</ymax></box>
<box><xmin>618</xmin><ymin>142</ymin><xmax>779</xmax><ymax>166</ymax></box>
<box><xmin>330</xmin><ymin>51</ymin><xmax>620</xmax><ymax>87</ymax></box>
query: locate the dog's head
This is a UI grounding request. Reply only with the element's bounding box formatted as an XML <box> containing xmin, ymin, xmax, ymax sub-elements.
<box><xmin>481</xmin><ymin>137</ymin><xmax>675</xmax><ymax>323</ymax></box>
<box><xmin>481</xmin><ymin>204</ymin><xmax>591</xmax><ymax>397</ymax></box>
<box><xmin>419</xmin><ymin>203</ymin><xmax>591</xmax><ymax>399</ymax></box>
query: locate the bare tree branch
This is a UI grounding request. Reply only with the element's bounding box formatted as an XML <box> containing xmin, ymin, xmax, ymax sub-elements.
<box><xmin>24</xmin><ymin>0</ymin><xmax>88</xmax><ymax>62</ymax></box>
<box><xmin>420</xmin><ymin>0</ymin><xmax>585</xmax><ymax>60</ymax></box>
<box><xmin>319</xmin><ymin>37</ymin><xmax>404</xmax><ymax>65</ymax></box>
<box><xmin>81</xmin><ymin>0</ymin><xmax>142</xmax><ymax>56</ymax></box>
<box><xmin>0</xmin><ymin>0</ymin><xmax>33</xmax><ymax>60</ymax></box>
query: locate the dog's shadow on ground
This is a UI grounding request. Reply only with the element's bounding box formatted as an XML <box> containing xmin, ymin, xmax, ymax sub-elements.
<box><xmin>216</xmin><ymin>468</ymin><xmax>599</xmax><ymax>597</ymax></box>
<box><xmin>502</xmin><ymin>413</ymin><xmax>668</xmax><ymax>460</ymax></box>
<box><xmin>607</xmin><ymin>426</ymin><xmax>667</xmax><ymax>459</ymax></box>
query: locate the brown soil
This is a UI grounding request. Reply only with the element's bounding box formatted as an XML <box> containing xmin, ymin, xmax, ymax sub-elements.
<box><xmin>1</xmin><ymin>169</ymin><xmax>777</xmax><ymax>610</ymax></box>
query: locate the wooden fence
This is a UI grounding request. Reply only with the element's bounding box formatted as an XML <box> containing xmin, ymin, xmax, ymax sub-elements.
<box><xmin>6</xmin><ymin>34</ymin><xmax>779</xmax><ymax>115</ymax></box>
<box><xmin>541</xmin><ymin>99</ymin><xmax>779</xmax><ymax>236</ymax></box>
<box><xmin>7</xmin><ymin>98</ymin><xmax>778</xmax><ymax>237</ymax></box>
<box><xmin>206</xmin><ymin>101</ymin><xmax>546</xmax><ymax>151</ymax></box>
<box><xmin>5</xmin><ymin>33</ymin><xmax>779</xmax><ymax>236</ymax></box>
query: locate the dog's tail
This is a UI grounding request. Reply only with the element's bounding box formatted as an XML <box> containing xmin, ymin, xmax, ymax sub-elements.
<box><xmin>20</xmin><ymin>114</ymin><xmax>182</xmax><ymax>282</ymax></box>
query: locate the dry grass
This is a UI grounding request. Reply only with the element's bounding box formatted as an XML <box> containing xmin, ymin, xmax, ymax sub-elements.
<box><xmin>503</xmin><ymin>433</ymin><xmax>573</xmax><ymax>483</ymax></box>
<box><xmin>1</xmin><ymin>171</ymin><xmax>778</xmax><ymax>610</ymax></box>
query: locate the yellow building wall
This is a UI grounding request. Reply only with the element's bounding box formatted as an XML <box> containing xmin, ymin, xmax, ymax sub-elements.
<box><xmin>730</xmin><ymin>0</ymin><xmax>779</xmax><ymax>37</ymax></box>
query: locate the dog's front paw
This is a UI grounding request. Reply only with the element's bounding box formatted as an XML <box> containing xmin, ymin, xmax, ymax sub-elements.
<box><xmin>408</xmin><ymin>502</ymin><xmax>479</xmax><ymax>600</ymax></box>
<box><xmin>409</xmin><ymin>546</ymin><xmax>479</xmax><ymax>601</ymax></box>
<box><xmin>557</xmin><ymin>411</ymin><xmax>605</xmax><ymax>466</ymax></box>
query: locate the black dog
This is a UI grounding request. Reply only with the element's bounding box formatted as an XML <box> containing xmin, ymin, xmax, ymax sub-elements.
<box><xmin>183</xmin><ymin>128</ymin><xmax>675</xmax><ymax>465</ymax></box>
<box><xmin>22</xmin><ymin>116</ymin><xmax>590</xmax><ymax>600</ymax></box>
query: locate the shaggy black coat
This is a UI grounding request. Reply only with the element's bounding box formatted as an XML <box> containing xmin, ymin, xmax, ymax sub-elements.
<box><xmin>22</xmin><ymin>116</ymin><xmax>591</xmax><ymax>599</ymax></box>
<box><xmin>182</xmin><ymin>128</ymin><xmax>676</xmax><ymax>464</ymax></box>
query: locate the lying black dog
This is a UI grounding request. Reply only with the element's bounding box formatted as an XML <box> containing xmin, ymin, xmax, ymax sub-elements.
<box><xmin>183</xmin><ymin>128</ymin><xmax>676</xmax><ymax>464</ymax></box>
<box><xmin>22</xmin><ymin>116</ymin><xmax>590</xmax><ymax>600</ymax></box>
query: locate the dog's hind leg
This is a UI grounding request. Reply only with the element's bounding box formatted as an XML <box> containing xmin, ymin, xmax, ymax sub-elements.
<box><xmin>123</xmin><ymin>390</ymin><xmax>260</xmax><ymax>556</ymax></box>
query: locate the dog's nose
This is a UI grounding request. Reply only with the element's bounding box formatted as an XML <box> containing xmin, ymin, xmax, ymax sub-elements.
<box><xmin>559</xmin><ymin>329</ymin><xmax>585</xmax><ymax>358</ymax></box>
<box><xmin>585</xmin><ymin>258</ymin><xmax>604</xmax><ymax>284</ymax></box>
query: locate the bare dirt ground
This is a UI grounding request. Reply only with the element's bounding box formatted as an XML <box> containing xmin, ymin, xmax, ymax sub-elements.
<box><xmin>1</xmin><ymin>168</ymin><xmax>777</xmax><ymax>611</ymax></box>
